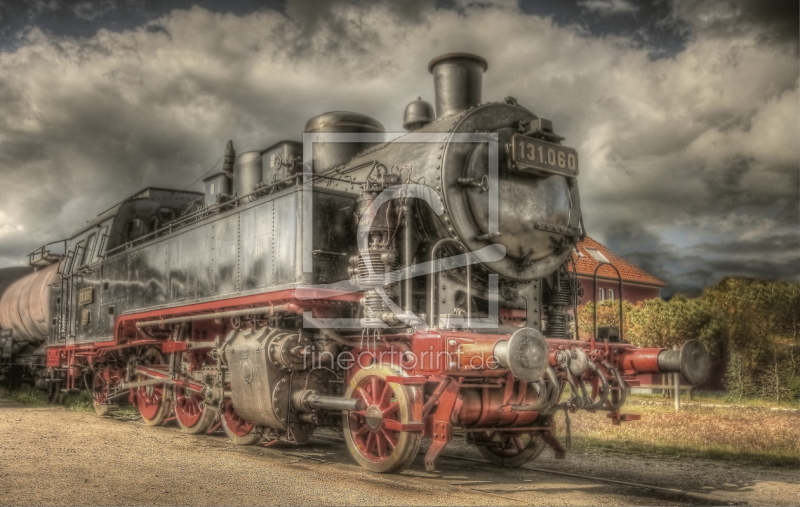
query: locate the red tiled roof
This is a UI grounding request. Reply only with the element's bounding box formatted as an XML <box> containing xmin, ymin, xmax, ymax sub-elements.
<box><xmin>572</xmin><ymin>237</ymin><xmax>667</xmax><ymax>287</ymax></box>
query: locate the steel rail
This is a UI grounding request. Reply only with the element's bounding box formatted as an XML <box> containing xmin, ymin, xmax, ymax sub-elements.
<box><xmin>436</xmin><ymin>453</ymin><xmax>751</xmax><ymax>506</ymax></box>
<box><xmin>306</xmin><ymin>433</ymin><xmax>745</xmax><ymax>506</ymax></box>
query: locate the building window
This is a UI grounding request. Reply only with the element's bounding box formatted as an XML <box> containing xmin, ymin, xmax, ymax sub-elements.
<box><xmin>608</xmin><ymin>289</ymin><xmax>614</xmax><ymax>301</ymax></box>
<box><xmin>598</xmin><ymin>288</ymin><xmax>605</xmax><ymax>301</ymax></box>
<box><xmin>585</xmin><ymin>248</ymin><xmax>611</xmax><ymax>264</ymax></box>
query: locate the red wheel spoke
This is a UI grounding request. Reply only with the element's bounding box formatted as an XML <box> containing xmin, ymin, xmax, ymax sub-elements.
<box><xmin>379</xmin><ymin>382</ymin><xmax>393</xmax><ymax>409</ymax></box>
<box><xmin>355</xmin><ymin>387</ymin><xmax>372</xmax><ymax>406</ymax></box>
<box><xmin>380</xmin><ymin>429</ymin><xmax>397</xmax><ymax>449</ymax></box>
<box><xmin>376</xmin><ymin>430</ymin><xmax>388</xmax><ymax>458</ymax></box>
<box><xmin>513</xmin><ymin>436</ymin><xmax>525</xmax><ymax>451</ymax></box>
<box><xmin>346</xmin><ymin>371</ymin><xmax>421</xmax><ymax>470</ymax></box>
<box><xmin>381</xmin><ymin>402</ymin><xmax>399</xmax><ymax>418</ymax></box>
<box><xmin>371</xmin><ymin>378</ymin><xmax>381</xmax><ymax>403</ymax></box>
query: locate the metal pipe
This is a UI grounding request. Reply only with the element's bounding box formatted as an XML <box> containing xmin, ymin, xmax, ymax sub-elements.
<box><xmin>587</xmin><ymin>360</ymin><xmax>610</xmax><ymax>410</ymax></box>
<box><xmin>546</xmin><ymin>366</ymin><xmax>561</xmax><ymax>409</ymax></box>
<box><xmin>563</xmin><ymin>366</ymin><xmax>582</xmax><ymax>408</ymax></box>
<box><xmin>577</xmin><ymin>377</ymin><xmax>592</xmax><ymax>405</ymax></box>
<box><xmin>136</xmin><ymin>304</ymin><xmax>299</xmax><ymax>329</ymax></box>
<box><xmin>511</xmin><ymin>374</ymin><xmax>552</xmax><ymax>413</ymax></box>
<box><xmin>401</xmin><ymin>205</ymin><xmax>414</xmax><ymax>313</ymax></box>
<box><xmin>602</xmin><ymin>362</ymin><xmax>628</xmax><ymax>412</ymax></box>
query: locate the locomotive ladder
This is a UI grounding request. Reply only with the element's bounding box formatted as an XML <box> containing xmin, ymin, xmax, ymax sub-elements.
<box><xmin>56</xmin><ymin>248</ymin><xmax>78</xmax><ymax>343</ymax></box>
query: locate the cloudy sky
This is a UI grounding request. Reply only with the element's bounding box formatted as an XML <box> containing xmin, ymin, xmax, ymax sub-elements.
<box><xmin>0</xmin><ymin>0</ymin><xmax>797</xmax><ymax>295</ymax></box>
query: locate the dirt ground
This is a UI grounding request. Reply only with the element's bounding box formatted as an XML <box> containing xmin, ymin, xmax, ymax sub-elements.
<box><xmin>1</xmin><ymin>400</ymin><xmax>797</xmax><ymax>506</ymax></box>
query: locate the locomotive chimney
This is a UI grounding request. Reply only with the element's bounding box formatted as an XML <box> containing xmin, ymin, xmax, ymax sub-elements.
<box><xmin>428</xmin><ymin>53</ymin><xmax>488</xmax><ymax>120</ymax></box>
<box><xmin>222</xmin><ymin>140</ymin><xmax>235</xmax><ymax>180</ymax></box>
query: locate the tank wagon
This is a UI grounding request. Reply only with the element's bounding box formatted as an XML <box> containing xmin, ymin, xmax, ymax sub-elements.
<box><xmin>0</xmin><ymin>53</ymin><xmax>709</xmax><ymax>473</ymax></box>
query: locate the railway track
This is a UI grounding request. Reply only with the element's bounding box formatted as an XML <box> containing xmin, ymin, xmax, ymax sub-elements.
<box><xmin>437</xmin><ymin>453</ymin><xmax>748</xmax><ymax>506</ymax></box>
<box><xmin>145</xmin><ymin>419</ymin><xmax>749</xmax><ymax>505</ymax></box>
<box><xmin>4</xmin><ymin>401</ymin><xmax>780</xmax><ymax>506</ymax></box>
<box><xmin>304</xmin><ymin>433</ymin><xmax>747</xmax><ymax>506</ymax></box>
<box><xmin>106</xmin><ymin>419</ymin><xmax>762</xmax><ymax>506</ymax></box>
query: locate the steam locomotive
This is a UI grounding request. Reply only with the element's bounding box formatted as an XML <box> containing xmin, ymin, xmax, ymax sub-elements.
<box><xmin>0</xmin><ymin>53</ymin><xmax>709</xmax><ymax>473</ymax></box>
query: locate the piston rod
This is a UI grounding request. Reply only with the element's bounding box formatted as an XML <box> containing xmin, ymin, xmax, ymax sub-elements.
<box><xmin>293</xmin><ymin>389</ymin><xmax>366</xmax><ymax>412</ymax></box>
<box><xmin>307</xmin><ymin>394</ymin><xmax>366</xmax><ymax>412</ymax></box>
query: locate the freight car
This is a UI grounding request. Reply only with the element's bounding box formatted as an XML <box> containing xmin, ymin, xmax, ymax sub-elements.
<box><xmin>0</xmin><ymin>53</ymin><xmax>709</xmax><ymax>473</ymax></box>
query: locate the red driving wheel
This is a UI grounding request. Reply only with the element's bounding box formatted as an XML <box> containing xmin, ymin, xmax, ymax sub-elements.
<box><xmin>343</xmin><ymin>366</ymin><xmax>421</xmax><ymax>473</ymax></box>
<box><xmin>174</xmin><ymin>386</ymin><xmax>216</xmax><ymax>434</ymax></box>
<box><xmin>220</xmin><ymin>399</ymin><xmax>261</xmax><ymax>445</ymax></box>
<box><xmin>92</xmin><ymin>364</ymin><xmax>124</xmax><ymax>416</ymax></box>
<box><xmin>134</xmin><ymin>348</ymin><xmax>172</xmax><ymax>426</ymax></box>
<box><xmin>475</xmin><ymin>431</ymin><xmax>546</xmax><ymax>467</ymax></box>
<box><xmin>174</xmin><ymin>352</ymin><xmax>217</xmax><ymax>434</ymax></box>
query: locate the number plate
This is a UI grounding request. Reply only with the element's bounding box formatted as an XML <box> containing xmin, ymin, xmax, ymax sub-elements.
<box><xmin>79</xmin><ymin>287</ymin><xmax>94</xmax><ymax>305</ymax></box>
<box><xmin>511</xmin><ymin>134</ymin><xmax>579</xmax><ymax>177</ymax></box>
<box><xmin>81</xmin><ymin>309</ymin><xmax>91</xmax><ymax>326</ymax></box>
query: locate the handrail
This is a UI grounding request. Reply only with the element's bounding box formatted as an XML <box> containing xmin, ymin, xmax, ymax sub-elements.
<box><xmin>592</xmin><ymin>262</ymin><xmax>624</xmax><ymax>345</ymax></box>
<box><xmin>26</xmin><ymin>239</ymin><xmax>66</xmax><ymax>258</ymax></box>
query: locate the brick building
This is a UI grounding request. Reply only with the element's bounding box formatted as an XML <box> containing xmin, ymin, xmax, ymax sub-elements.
<box><xmin>572</xmin><ymin>237</ymin><xmax>666</xmax><ymax>306</ymax></box>
<box><xmin>570</xmin><ymin>238</ymin><xmax>702</xmax><ymax>391</ymax></box>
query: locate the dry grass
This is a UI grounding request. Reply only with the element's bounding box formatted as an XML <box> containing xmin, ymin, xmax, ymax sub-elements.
<box><xmin>630</xmin><ymin>390</ymin><xmax>800</xmax><ymax>409</ymax></box>
<box><xmin>556</xmin><ymin>403</ymin><xmax>800</xmax><ymax>467</ymax></box>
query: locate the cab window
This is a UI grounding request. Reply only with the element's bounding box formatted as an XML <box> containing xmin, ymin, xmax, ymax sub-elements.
<box><xmin>81</xmin><ymin>233</ymin><xmax>97</xmax><ymax>266</ymax></box>
<box><xmin>69</xmin><ymin>240</ymin><xmax>85</xmax><ymax>274</ymax></box>
<box><xmin>91</xmin><ymin>226</ymin><xmax>108</xmax><ymax>264</ymax></box>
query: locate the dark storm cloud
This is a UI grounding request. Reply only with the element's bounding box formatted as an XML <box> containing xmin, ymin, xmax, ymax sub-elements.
<box><xmin>670</xmin><ymin>0</ymin><xmax>799</xmax><ymax>50</ymax></box>
<box><xmin>579</xmin><ymin>0</ymin><xmax>639</xmax><ymax>16</ymax></box>
<box><xmin>0</xmin><ymin>0</ymin><xmax>796</xmax><ymax>295</ymax></box>
<box><xmin>688</xmin><ymin>233</ymin><xmax>800</xmax><ymax>256</ymax></box>
<box><xmin>0</xmin><ymin>0</ymin><xmax>287</xmax><ymax>52</ymax></box>
<box><xmin>604</xmin><ymin>214</ymin><xmax>800</xmax><ymax>297</ymax></box>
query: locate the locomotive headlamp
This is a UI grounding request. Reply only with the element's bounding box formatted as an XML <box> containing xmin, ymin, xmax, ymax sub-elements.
<box><xmin>492</xmin><ymin>327</ymin><xmax>548</xmax><ymax>382</ymax></box>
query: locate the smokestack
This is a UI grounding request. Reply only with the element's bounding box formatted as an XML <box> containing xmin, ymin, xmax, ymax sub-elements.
<box><xmin>222</xmin><ymin>140</ymin><xmax>236</xmax><ymax>180</ymax></box>
<box><xmin>428</xmin><ymin>53</ymin><xmax>488</xmax><ymax>120</ymax></box>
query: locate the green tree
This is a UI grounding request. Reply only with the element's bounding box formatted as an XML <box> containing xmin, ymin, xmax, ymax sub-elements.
<box><xmin>725</xmin><ymin>351</ymin><xmax>757</xmax><ymax>401</ymax></box>
<box><xmin>626</xmin><ymin>296</ymin><xmax>724</xmax><ymax>356</ymax></box>
<box><xmin>703</xmin><ymin>278</ymin><xmax>800</xmax><ymax>402</ymax></box>
<box><xmin>577</xmin><ymin>299</ymin><xmax>636</xmax><ymax>341</ymax></box>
